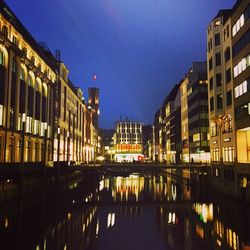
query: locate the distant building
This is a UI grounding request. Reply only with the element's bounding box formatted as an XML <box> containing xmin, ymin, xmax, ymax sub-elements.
<box><xmin>113</xmin><ymin>120</ymin><xmax>143</xmax><ymax>162</ymax></box>
<box><xmin>142</xmin><ymin>125</ymin><xmax>153</xmax><ymax>160</ymax></box>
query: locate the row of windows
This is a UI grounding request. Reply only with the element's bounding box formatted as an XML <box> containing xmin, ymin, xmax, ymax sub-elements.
<box><xmin>1</xmin><ymin>24</ymin><xmax>55</xmax><ymax>81</ymax></box>
<box><xmin>210</xmin><ymin>91</ymin><xmax>232</xmax><ymax>111</ymax></box>
<box><xmin>208</xmin><ymin>48</ymin><xmax>231</xmax><ymax>71</ymax></box>
<box><xmin>234</xmin><ymin>78</ymin><xmax>250</xmax><ymax>98</ymax></box>
<box><xmin>233</xmin><ymin>29</ymin><xmax>250</xmax><ymax>57</ymax></box>
<box><xmin>209</xmin><ymin>68</ymin><xmax>232</xmax><ymax>91</ymax></box>
<box><xmin>211</xmin><ymin>147</ymin><xmax>234</xmax><ymax>162</ymax></box>
<box><xmin>210</xmin><ymin>116</ymin><xmax>233</xmax><ymax>137</ymax></box>
<box><xmin>233</xmin><ymin>54</ymin><xmax>250</xmax><ymax>78</ymax></box>
<box><xmin>232</xmin><ymin>5</ymin><xmax>250</xmax><ymax>37</ymax></box>
<box><xmin>117</xmin><ymin>123</ymin><xmax>141</xmax><ymax>128</ymax></box>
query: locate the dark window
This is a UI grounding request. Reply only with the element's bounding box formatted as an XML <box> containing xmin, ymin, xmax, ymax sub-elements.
<box><xmin>217</xmin><ymin>94</ymin><xmax>223</xmax><ymax>109</ymax></box>
<box><xmin>210</xmin><ymin>97</ymin><xmax>214</xmax><ymax>111</ymax></box>
<box><xmin>215</xmin><ymin>33</ymin><xmax>220</xmax><ymax>46</ymax></box>
<box><xmin>27</xmin><ymin>86</ymin><xmax>34</xmax><ymax>116</ymax></box>
<box><xmin>226</xmin><ymin>91</ymin><xmax>232</xmax><ymax>106</ymax></box>
<box><xmin>2</xmin><ymin>25</ymin><xmax>8</xmax><ymax>38</ymax></box>
<box><xmin>209</xmin><ymin>57</ymin><xmax>213</xmax><ymax>70</ymax></box>
<box><xmin>215</xmin><ymin>53</ymin><xmax>221</xmax><ymax>66</ymax></box>
<box><xmin>19</xmin><ymin>80</ymin><xmax>26</xmax><ymax>113</ymax></box>
<box><xmin>235</xmin><ymin>103</ymin><xmax>250</xmax><ymax>120</ymax></box>
<box><xmin>226</xmin><ymin>68</ymin><xmax>231</xmax><ymax>83</ymax></box>
<box><xmin>35</xmin><ymin>91</ymin><xmax>41</xmax><ymax>120</ymax></box>
<box><xmin>224</xmin><ymin>47</ymin><xmax>231</xmax><ymax>62</ymax></box>
<box><xmin>216</xmin><ymin>73</ymin><xmax>222</xmax><ymax>87</ymax></box>
<box><xmin>209</xmin><ymin>77</ymin><xmax>213</xmax><ymax>90</ymax></box>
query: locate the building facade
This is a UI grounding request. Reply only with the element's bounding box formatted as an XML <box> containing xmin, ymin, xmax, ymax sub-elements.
<box><xmin>113</xmin><ymin>120</ymin><xmax>143</xmax><ymax>162</ymax></box>
<box><xmin>0</xmin><ymin>1</ymin><xmax>99</xmax><ymax>165</ymax></box>
<box><xmin>187</xmin><ymin>62</ymin><xmax>210</xmax><ymax>163</ymax></box>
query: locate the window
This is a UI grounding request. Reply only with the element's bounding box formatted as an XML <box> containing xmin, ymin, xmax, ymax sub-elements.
<box><xmin>233</xmin><ymin>30</ymin><xmax>250</xmax><ymax>57</ymax></box>
<box><xmin>226</xmin><ymin>68</ymin><xmax>231</xmax><ymax>83</ymax></box>
<box><xmin>223</xmin><ymin>147</ymin><xmax>234</xmax><ymax>162</ymax></box>
<box><xmin>233</xmin><ymin>54</ymin><xmax>250</xmax><ymax>78</ymax></box>
<box><xmin>234</xmin><ymin>79</ymin><xmax>249</xmax><ymax>98</ymax></box>
<box><xmin>211</xmin><ymin>123</ymin><xmax>218</xmax><ymax>136</ymax></box>
<box><xmin>217</xmin><ymin>94</ymin><xmax>223</xmax><ymax>109</ymax></box>
<box><xmin>210</xmin><ymin>97</ymin><xmax>214</xmax><ymax>112</ymax></box>
<box><xmin>209</xmin><ymin>57</ymin><xmax>213</xmax><ymax>71</ymax></box>
<box><xmin>2</xmin><ymin>25</ymin><xmax>8</xmax><ymax>38</ymax></box>
<box><xmin>209</xmin><ymin>77</ymin><xmax>213</xmax><ymax>90</ymax></box>
<box><xmin>224</xmin><ymin>47</ymin><xmax>231</xmax><ymax>62</ymax></box>
<box><xmin>216</xmin><ymin>73</ymin><xmax>222</xmax><ymax>87</ymax></box>
<box><xmin>235</xmin><ymin>102</ymin><xmax>250</xmax><ymax>120</ymax></box>
<box><xmin>12</xmin><ymin>36</ymin><xmax>19</xmax><ymax>47</ymax></box>
<box><xmin>0</xmin><ymin>51</ymin><xmax>4</xmax><ymax>66</ymax></box>
<box><xmin>215</xmin><ymin>33</ymin><xmax>220</xmax><ymax>46</ymax></box>
<box><xmin>226</xmin><ymin>90</ymin><xmax>232</xmax><ymax>106</ymax></box>
<box><xmin>20</xmin><ymin>67</ymin><xmax>25</xmax><ymax>80</ymax></box>
<box><xmin>212</xmin><ymin>148</ymin><xmax>220</xmax><ymax>162</ymax></box>
<box><xmin>215</xmin><ymin>53</ymin><xmax>221</xmax><ymax>66</ymax></box>
<box><xmin>12</xmin><ymin>58</ymin><xmax>16</xmax><ymax>73</ymax></box>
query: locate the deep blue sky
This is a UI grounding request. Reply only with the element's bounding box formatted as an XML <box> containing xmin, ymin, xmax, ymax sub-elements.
<box><xmin>6</xmin><ymin>0</ymin><xmax>236</xmax><ymax>128</ymax></box>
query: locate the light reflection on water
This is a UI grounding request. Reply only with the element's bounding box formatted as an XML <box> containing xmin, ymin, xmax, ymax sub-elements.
<box><xmin>0</xmin><ymin>171</ymin><xmax>250</xmax><ymax>250</ymax></box>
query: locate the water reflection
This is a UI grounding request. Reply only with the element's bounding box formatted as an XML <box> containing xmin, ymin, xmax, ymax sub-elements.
<box><xmin>0</xmin><ymin>170</ymin><xmax>250</xmax><ymax>250</ymax></box>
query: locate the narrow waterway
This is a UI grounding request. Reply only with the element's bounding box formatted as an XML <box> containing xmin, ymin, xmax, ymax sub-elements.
<box><xmin>1</xmin><ymin>169</ymin><xmax>250</xmax><ymax>250</ymax></box>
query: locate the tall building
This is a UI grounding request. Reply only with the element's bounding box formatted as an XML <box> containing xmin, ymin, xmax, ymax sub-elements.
<box><xmin>207</xmin><ymin>9</ymin><xmax>235</xmax><ymax>166</ymax></box>
<box><xmin>207</xmin><ymin>0</ymin><xmax>250</xmax><ymax>198</ymax></box>
<box><xmin>232</xmin><ymin>0</ymin><xmax>250</xmax><ymax>165</ymax></box>
<box><xmin>0</xmin><ymin>0</ymin><xmax>99</xmax><ymax>165</ymax></box>
<box><xmin>0</xmin><ymin>1</ymin><xmax>57</xmax><ymax>163</ymax></box>
<box><xmin>154</xmin><ymin>84</ymin><xmax>181</xmax><ymax>163</ymax></box>
<box><xmin>180</xmin><ymin>78</ymin><xmax>189</xmax><ymax>162</ymax></box>
<box><xmin>113</xmin><ymin>120</ymin><xmax>143</xmax><ymax>162</ymax></box>
<box><xmin>187</xmin><ymin>62</ymin><xmax>210</xmax><ymax>163</ymax></box>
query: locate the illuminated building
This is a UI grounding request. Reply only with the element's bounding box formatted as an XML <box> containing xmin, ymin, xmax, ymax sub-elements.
<box><xmin>186</xmin><ymin>62</ymin><xmax>210</xmax><ymax>163</ymax></box>
<box><xmin>232</xmin><ymin>0</ymin><xmax>250</xmax><ymax>165</ymax></box>
<box><xmin>207</xmin><ymin>0</ymin><xmax>250</xmax><ymax>198</ymax></box>
<box><xmin>180</xmin><ymin>78</ymin><xmax>189</xmax><ymax>162</ymax></box>
<box><xmin>207</xmin><ymin>9</ymin><xmax>235</xmax><ymax>167</ymax></box>
<box><xmin>154</xmin><ymin>84</ymin><xmax>181</xmax><ymax>163</ymax></box>
<box><xmin>0</xmin><ymin>1</ymin><xmax>99</xmax><ymax>165</ymax></box>
<box><xmin>113</xmin><ymin>120</ymin><xmax>143</xmax><ymax>162</ymax></box>
<box><xmin>0</xmin><ymin>1</ymin><xmax>56</xmax><ymax>163</ymax></box>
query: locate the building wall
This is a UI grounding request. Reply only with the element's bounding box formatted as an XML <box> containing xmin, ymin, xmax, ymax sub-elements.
<box><xmin>207</xmin><ymin>10</ymin><xmax>236</xmax><ymax>166</ymax></box>
<box><xmin>113</xmin><ymin>121</ymin><xmax>143</xmax><ymax>162</ymax></box>
<box><xmin>232</xmin><ymin>0</ymin><xmax>250</xmax><ymax>164</ymax></box>
<box><xmin>0</xmin><ymin>1</ymin><xmax>99</xmax><ymax>165</ymax></box>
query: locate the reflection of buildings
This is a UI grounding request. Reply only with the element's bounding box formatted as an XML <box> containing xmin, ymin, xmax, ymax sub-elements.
<box><xmin>0</xmin><ymin>1</ymin><xmax>99</xmax><ymax>165</ymax></box>
<box><xmin>113</xmin><ymin>120</ymin><xmax>143</xmax><ymax>162</ymax></box>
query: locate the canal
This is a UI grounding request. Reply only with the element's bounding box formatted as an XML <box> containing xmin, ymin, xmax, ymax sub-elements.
<box><xmin>0</xmin><ymin>168</ymin><xmax>250</xmax><ymax>250</ymax></box>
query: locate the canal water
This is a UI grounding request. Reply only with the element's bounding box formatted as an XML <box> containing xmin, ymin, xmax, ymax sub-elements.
<box><xmin>1</xmin><ymin>169</ymin><xmax>250</xmax><ymax>250</ymax></box>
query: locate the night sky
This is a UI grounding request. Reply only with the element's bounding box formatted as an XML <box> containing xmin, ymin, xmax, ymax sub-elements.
<box><xmin>6</xmin><ymin>0</ymin><xmax>236</xmax><ymax>128</ymax></box>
